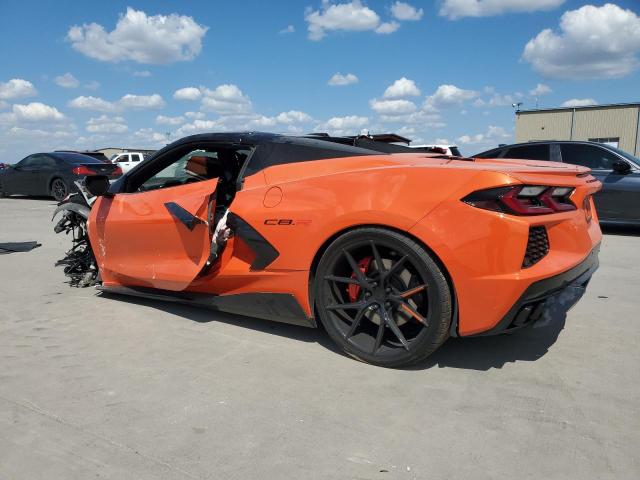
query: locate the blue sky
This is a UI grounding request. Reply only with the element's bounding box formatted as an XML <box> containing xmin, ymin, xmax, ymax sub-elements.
<box><xmin>1</xmin><ymin>0</ymin><xmax>639</xmax><ymax>160</ymax></box>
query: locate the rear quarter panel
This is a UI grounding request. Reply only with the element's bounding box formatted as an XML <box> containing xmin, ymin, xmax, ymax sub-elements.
<box><xmin>234</xmin><ymin>157</ymin><xmax>490</xmax><ymax>272</ymax></box>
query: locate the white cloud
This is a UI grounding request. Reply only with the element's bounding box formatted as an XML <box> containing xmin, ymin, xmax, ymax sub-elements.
<box><xmin>383</xmin><ymin>77</ymin><xmax>421</xmax><ymax>98</ymax></box>
<box><xmin>133</xmin><ymin>70</ymin><xmax>152</xmax><ymax>77</ymax></box>
<box><xmin>275</xmin><ymin>110</ymin><xmax>313</xmax><ymax>124</ymax></box>
<box><xmin>67</xmin><ymin>7</ymin><xmax>208</xmax><ymax>64</ymax></box>
<box><xmin>375</xmin><ymin>21</ymin><xmax>400</xmax><ymax>34</ymax></box>
<box><xmin>69</xmin><ymin>93</ymin><xmax>166</xmax><ymax>112</ymax></box>
<box><xmin>118</xmin><ymin>93</ymin><xmax>165</xmax><ymax>110</ymax></box>
<box><xmin>200</xmin><ymin>84</ymin><xmax>252</xmax><ymax>115</ymax></box>
<box><xmin>86</xmin><ymin>115</ymin><xmax>128</xmax><ymax>134</ymax></box>
<box><xmin>84</xmin><ymin>80</ymin><xmax>100</xmax><ymax>90</ymax></box>
<box><xmin>131</xmin><ymin>127</ymin><xmax>168</xmax><ymax>146</ymax></box>
<box><xmin>560</xmin><ymin>98</ymin><xmax>597</xmax><ymax>107</ymax></box>
<box><xmin>0</xmin><ymin>78</ymin><xmax>37</xmax><ymax>100</ymax></box>
<box><xmin>156</xmin><ymin>115</ymin><xmax>185</xmax><ymax>126</ymax></box>
<box><xmin>391</xmin><ymin>2</ymin><xmax>424</xmax><ymax>21</ymax></box>
<box><xmin>305</xmin><ymin>1</ymin><xmax>384</xmax><ymax>40</ymax></box>
<box><xmin>474</xmin><ymin>89</ymin><xmax>522</xmax><ymax>108</ymax></box>
<box><xmin>378</xmin><ymin>110</ymin><xmax>445</xmax><ymax>127</ymax></box>
<box><xmin>328</xmin><ymin>72</ymin><xmax>359</xmax><ymax>86</ymax></box>
<box><xmin>0</xmin><ymin>102</ymin><xmax>66</xmax><ymax>124</ymax></box>
<box><xmin>370</xmin><ymin>98</ymin><xmax>417</xmax><ymax>115</ymax></box>
<box><xmin>523</xmin><ymin>4</ymin><xmax>640</xmax><ymax>79</ymax></box>
<box><xmin>529</xmin><ymin>83</ymin><xmax>552</xmax><ymax>96</ymax></box>
<box><xmin>457</xmin><ymin>125</ymin><xmax>510</xmax><ymax>146</ymax></box>
<box><xmin>280</xmin><ymin>25</ymin><xmax>295</xmax><ymax>34</ymax></box>
<box><xmin>174</xmin><ymin>119</ymin><xmax>227</xmax><ymax>137</ymax></box>
<box><xmin>174</xmin><ymin>87</ymin><xmax>202</xmax><ymax>101</ymax></box>
<box><xmin>0</xmin><ymin>100</ymin><xmax>8</xmax><ymax>110</ymax></box>
<box><xmin>54</xmin><ymin>73</ymin><xmax>80</xmax><ymax>88</ymax></box>
<box><xmin>13</xmin><ymin>102</ymin><xmax>66</xmax><ymax>122</ymax></box>
<box><xmin>315</xmin><ymin>115</ymin><xmax>369</xmax><ymax>135</ymax></box>
<box><xmin>425</xmin><ymin>84</ymin><xmax>477</xmax><ymax>108</ymax></box>
<box><xmin>185</xmin><ymin>111</ymin><xmax>205</xmax><ymax>119</ymax></box>
<box><xmin>440</xmin><ymin>0</ymin><xmax>564</xmax><ymax>20</ymax></box>
<box><xmin>69</xmin><ymin>96</ymin><xmax>116</xmax><ymax>112</ymax></box>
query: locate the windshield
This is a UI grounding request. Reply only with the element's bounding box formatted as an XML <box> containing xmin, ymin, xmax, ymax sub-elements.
<box><xmin>607</xmin><ymin>146</ymin><xmax>640</xmax><ymax>167</ymax></box>
<box><xmin>450</xmin><ymin>146</ymin><xmax>462</xmax><ymax>157</ymax></box>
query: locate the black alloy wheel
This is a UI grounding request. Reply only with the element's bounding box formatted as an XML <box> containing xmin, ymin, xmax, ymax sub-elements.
<box><xmin>315</xmin><ymin>227</ymin><xmax>452</xmax><ymax>368</ymax></box>
<box><xmin>51</xmin><ymin>178</ymin><xmax>68</xmax><ymax>202</ymax></box>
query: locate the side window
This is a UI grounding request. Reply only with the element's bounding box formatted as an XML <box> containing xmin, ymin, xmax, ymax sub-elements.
<box><xmin>17</xmin><ymin>155</ymin><xmax>38</xmax><ymax>167</ymax></box>
<box><xmin>135</xmin><ymin>147</ymin><xmax>252</xmax><ymax>192</ymax></box>
<box><xmin>561</xmin><ymin>144</ymin><xmax>619</xmax><ymax>170</ymax></box>
<box><xmin>134</xmin><ymin>154</ymin><xmax>143</xmax><ymax>162</ymax></box>
<box><xmin>40</xmin><ymin>156</ymin><xmax>57</xmax><ymax>168</ymax></box>
<box><xmin>504</xmin><ymin>144</ymin><xmax>549</xmax><ymax>160</ymax></box>
<box><xmin>116</xmin><ymin>154</ymin><xmax>130</xmax><ymax>163</ymax></box>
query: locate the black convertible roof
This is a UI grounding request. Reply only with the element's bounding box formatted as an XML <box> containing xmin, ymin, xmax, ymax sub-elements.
<box><xmin>163</xmin><ymin>131</ymin><xmax>417</xmax><ymax>155</ymax></box>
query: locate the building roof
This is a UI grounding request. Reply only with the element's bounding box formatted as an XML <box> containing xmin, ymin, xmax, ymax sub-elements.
<box><xmin>518</xmin><ymin>102</ymin><xmax>640</xmax><ymax>114</ymax></box>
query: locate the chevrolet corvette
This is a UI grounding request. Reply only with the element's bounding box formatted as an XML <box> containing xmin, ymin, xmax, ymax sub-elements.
<box><xmin>53</xmin><ymin>132</ymin><xmax>602</xmax><ymax>367</ymax></box>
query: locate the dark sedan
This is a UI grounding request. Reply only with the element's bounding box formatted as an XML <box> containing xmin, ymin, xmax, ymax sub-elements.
<box><xmin>474</xmin><ymin>141</ymin><xmax>640</xmax><ymax>226</ymax></box>
<box><xmin>0</xmin><ymin>152</ymin><xmax>122</xmax><ymax>201</ymax></box>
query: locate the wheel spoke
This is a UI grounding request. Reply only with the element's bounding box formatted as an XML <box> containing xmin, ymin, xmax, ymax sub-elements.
<box><xmin>346</xmin><ymin>307</ymin><xmax>366</xmax><ymax>338</ymax></box>
<box><xmin>380</xmin><ymin>307</ymin><xmax>410</xmax><ymax>350</ymax></box>
<box><xmin>324</xmin><ymin>275</ymin><xmax>359</xmax><ymax>285</ymax></box>
<box><xmin>369</xmin><ymin>241</ymin><xmax>386</xmax><ymax>276</ymax></box>
<box><xmin>386</xmin><ymin>255</ymin><xmax>408</xmax><ymax>279</ymax></box>
<box><xmin>399</xmin><ymin>302</ymin><xmax>428</xmax><ymax>326</ymax></box>
<box><xmin>342</xmin><ymin>249</ymin><xmax>370</xmax><ymax>288</ymax></box>
<box><xmin>372</xmin><ymin>322</ymin><xmax>385</xmax><ymax>353</ymax></box>
<box><xmin>400</xmin><ymin>284</ymin><xmax>427</xmax><ymax>299</ymax></box>
<box><xmin>326</xmin><ymin>300</ymin><xmax>367</xmax><ymax>311</ymax></box>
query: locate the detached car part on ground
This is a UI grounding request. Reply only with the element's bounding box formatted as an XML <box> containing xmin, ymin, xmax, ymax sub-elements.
<box><xmin>52</xmin><ymin>132</ymin><xmax>602</xmax><ymax>367</ymax></box>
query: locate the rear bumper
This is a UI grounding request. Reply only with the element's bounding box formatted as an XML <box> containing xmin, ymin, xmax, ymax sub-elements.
<box><xmin>473</xmin><ymin>243</ymin><xmax>599</xmax><ymax>336</ymax></box>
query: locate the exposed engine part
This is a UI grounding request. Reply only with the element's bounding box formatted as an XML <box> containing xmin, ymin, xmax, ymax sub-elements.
<box><xmin>54</xmin><ymin>211</ymin><xmax>98</xmax><ymax>287</ymax></box>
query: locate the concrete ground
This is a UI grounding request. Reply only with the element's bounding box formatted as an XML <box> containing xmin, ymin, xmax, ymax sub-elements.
<box><xmin>0</xmin><ymin>196</ymin><xmax>639</xmax><ymax>480</ymax></box>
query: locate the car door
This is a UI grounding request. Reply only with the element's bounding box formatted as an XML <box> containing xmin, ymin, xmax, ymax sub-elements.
<box><xmin>35</xmin><ymin>155</ymin><xmax>59</xmax><ymax>195</ymax></box>
<box><xmin>559</xmin><ymin>143</ymin><xmax>639</xmax><ymax>222</ymax></box>
<box><xmin>89</xmin><ymin>152</ymin><xmax>219</xmax><ymax>292</ymax></box>
<box><xmin>11</xmin><ymin>155</ymin><xmax>42</xmax><ymax>195</ymax></box>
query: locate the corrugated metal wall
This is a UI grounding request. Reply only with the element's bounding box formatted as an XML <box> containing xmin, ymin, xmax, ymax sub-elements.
<box><xmin>515</xmin><ymin>105</ymin><xmax>640</xmax><ymax>155</ymax></box>
<box><xmin>573</xmin><ymin>107</ymin><xmax>638</xmax><ymax>153</ymax></box>
<box><xmin>515</xmin><ymin>111</ymin><xmax>572</xmax><ymax>143</ymax></box>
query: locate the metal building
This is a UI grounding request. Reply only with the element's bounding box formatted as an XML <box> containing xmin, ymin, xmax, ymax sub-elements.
<box><xmin>515</xmin><ymin>102</ymin><xmax>640</xmax><ymax>156</ymax></box>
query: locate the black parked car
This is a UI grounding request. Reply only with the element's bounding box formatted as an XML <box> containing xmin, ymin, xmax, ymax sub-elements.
<box><xmin>474</xmin><ymin>141</ymin><xmax>640</xmax><ymax>225</ymax></box>
<box><xmin>0</xmin><ymin>152</ymin><xmax>122</xmax><ymax>201</ymax></box>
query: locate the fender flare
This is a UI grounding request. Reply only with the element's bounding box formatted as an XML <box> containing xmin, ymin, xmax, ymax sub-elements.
<box><xmin>52</xmin><ymin>202</ymin><xmax>91</xmax><ymax>222</ymax></box>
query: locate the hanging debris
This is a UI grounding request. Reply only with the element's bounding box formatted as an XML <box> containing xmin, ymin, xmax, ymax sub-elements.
<box><xmin>54</xmin><ymin>209</ymin><xmax>98</xmax><ymax>287</ymax></box>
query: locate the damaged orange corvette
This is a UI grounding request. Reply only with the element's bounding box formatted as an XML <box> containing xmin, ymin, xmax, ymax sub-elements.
<box><xmin>53</xmin><ymin>133</ymin><xmax>602</xmax><ymax>367</ymax></box>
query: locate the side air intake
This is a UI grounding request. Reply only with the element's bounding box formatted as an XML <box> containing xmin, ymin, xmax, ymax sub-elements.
<box><xmin>522</xmin><ymin>226</ymin><xmax>549</xmax><ymax>268</ymax></box>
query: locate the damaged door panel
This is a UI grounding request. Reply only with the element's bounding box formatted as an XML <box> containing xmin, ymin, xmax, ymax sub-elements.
<box><xmin>90</xmin><ymin>179</ymin><xmax>218</xmax><ymax>291</ymax></box>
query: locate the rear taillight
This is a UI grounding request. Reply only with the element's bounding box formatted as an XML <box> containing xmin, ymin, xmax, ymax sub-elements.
<box><xmin>72</xmin><ymin>165</ymin><xmax>95</xmax><ymax>176</ymax></box>
<box><xmin>463</xmin><ymin>185</ymin><xmax>576</xmax><ymax>216</ymax></box>
<box><xmin>113</xmin><ymin>166</ymin><xmax>123</xmax><ymax>176</ymax></box>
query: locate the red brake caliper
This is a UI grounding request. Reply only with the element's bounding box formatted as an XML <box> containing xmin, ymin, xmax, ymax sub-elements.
<box><xmin>347</xmin><ymin>256</ymin><xmax>372</xmax><ymax>302</ymax></box>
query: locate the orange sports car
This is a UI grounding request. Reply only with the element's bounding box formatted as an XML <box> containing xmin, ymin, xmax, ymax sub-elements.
<box><xmin>53</xmin><ymin>133</ymin><xmax>602</xmax><ymax>367</ymax></box>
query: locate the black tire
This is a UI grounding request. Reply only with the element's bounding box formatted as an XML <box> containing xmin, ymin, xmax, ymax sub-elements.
<box><xmin>0</xmin><ymin>182</ymin><xmax>6</xmax><ymax>198</ymax></box>
<box><xmin>314</xmin><ymin>227</ymin><xmax>452</xmax><ymax>368</ymax></box>
<box><xmin>50</xmin><ymin>178</ymin><xmax>68</xmax><ymax>202</ymax></box>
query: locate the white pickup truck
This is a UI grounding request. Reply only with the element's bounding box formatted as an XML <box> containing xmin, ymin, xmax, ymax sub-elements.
<box><xmin>110</xmin><ymin>152</ymin><xmax>149</xmax><ymax>173</ymax></box>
